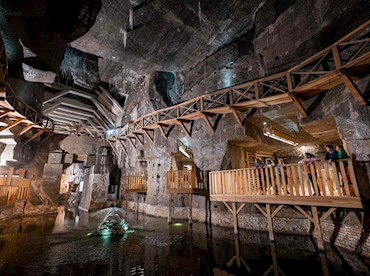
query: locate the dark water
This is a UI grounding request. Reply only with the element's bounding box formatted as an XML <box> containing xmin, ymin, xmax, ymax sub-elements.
<box><xmin>0</xmin><ymin>209</ymin><xmax>369</xmax><ymax>275</ymax></box>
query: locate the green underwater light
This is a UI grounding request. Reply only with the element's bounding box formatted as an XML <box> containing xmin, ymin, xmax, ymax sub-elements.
<box><xmin>172</xmin><ymin>223</ymin><xmax>184</xmax><ymax>227</ymax></box>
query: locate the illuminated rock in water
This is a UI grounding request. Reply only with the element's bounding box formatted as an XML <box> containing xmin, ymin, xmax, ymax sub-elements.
<box><xmin>90</xmin><ymin>213</ymin><xmax>128</xmax><ymax>236</ymax></box>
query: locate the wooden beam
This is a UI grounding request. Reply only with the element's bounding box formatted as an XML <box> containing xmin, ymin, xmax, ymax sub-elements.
<box><xmin>157</xmin><ymin>123</ymin><xmax>174</xmax><ymax>140</ymax></box>
<box><xmin>339</xmin><ymin>72</ymin><xmax>366</xmax><ymax>105</ymax></box>
<box><xmin>158</xmin><ymin>124</ymin><xmax>167</xmax><ymax>139</ymax></box>
<box><xmin>43</xmin><ymin>102</ymin><xmax>62</xmax><ymax>114</ymax></box>
<box><xmin>142</xmin><ymin>128</ymin><xmax>154</xmax><ymax>143</ymax></box>
<box><xmin>0</xmin><ymin>117</ymin><xmax>24</xmax><ymax>132</ymax></box>
<box><xmin>0</xmin><ymin>109</ymin><xmax>11</xmax><ymax>119</ymax></box>
<box><xmin>177</xmin><ymin>119</ymin><xmax>193</xmax><ymax>137</ymax></box>
<box><xmin>21</xmin><ymin>129</ymin><xmax>45</xmax><ymax>147</ymax></box>
<box><xmin>230</xmin><ymin>107</ymin><xmax>243</xmax><ymax>127</ymax></box>
<box><xmin>40</xmin><ymin>132</ymin><xmax>54</xmax><ymax>145</ymax></box>
<box><xmin>133</xmin><ymin>132</ymin><xmax>144</xmax><ymax>146</ymax></box>
<box><xmin>289</xmin><ymin>92</ymin><xmax>308</xmax><ymax>118</ymax></box>
<box><xmin>118</xmin><ymin>139</ymin><xmax>127</xmax><ymax>155</ymax></box>
<box><xmin>128</xmin><ymin>136</ymin><xmax>136</xmax><ymax>148</ymax></box>
<box><xmin>43</xmin><ymin>90</ymin><xmax>69</xmax><ymax>105</ymax></box>
<box><xmin>14</xmin><ymin>124</ymin><xmax>34</xmax><ymax>136</ymax></box>
<box><xmin>107</xmin><ymin>139</ymin><xmax>119</xmax><ymax>156</ymax></box>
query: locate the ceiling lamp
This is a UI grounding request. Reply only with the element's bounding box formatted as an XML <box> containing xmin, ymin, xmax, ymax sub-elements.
<box><xmin>263</xmin><ymin>124</ymin><xmax>299</xmax><ymax>146</ymax></box>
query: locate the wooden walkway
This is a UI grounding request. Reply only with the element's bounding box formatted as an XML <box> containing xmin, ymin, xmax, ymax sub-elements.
<box><xmin>167</xmin><ymin>169</ymin><xmax>209</xmax><ymax>225</ymax></box>
<box><xmin>209</xmin><ymin>160</ymin><xmax>362</xmax><ymax>250</ymax></box>
<box><xmin>0</xmin><ymin>36</ymin><xmax>54</xmax><ymax>142</ymax></box>
<box><xmin>110</xmin><ymin>20</ymin><xmax>370</xmax><ymax>147</ymax></box>
<box><xmin>124</xmin><ymin>175</ymin><xmax>147</xmax><ymax>212</ymax></box>
<box><xmin>0</xmin><ymin>166</ymin><xmax>30</xmax><ymax>207</ymax></box>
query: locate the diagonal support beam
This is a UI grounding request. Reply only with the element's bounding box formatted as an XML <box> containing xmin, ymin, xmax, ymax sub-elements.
<box><xmin>14</xmin><ymin>124</ymin><xmax>34</xmax><ymax>136</ymax></box>
<box><xmin>118</xmin><ymin>139</ymin><xmax>127</xmax><ymax>155</ymax></box>
<box><xmin>40</xmin><ymin>132</ymin><xmax>54</xmax><ymax>145</ymax></box>
<box><xmin>289</xmin><ymin>92</ymin><xmax>308</xmax><ymax>118</ymax></box>
<box><xmin>107</xmin><ymin>139</ymin><xmax>119</xmax><ymax>156</ymax></box>
<box><xmin>0</xmin><ymin>117</ymin><xmax>24</xmax><ymax>132</ymax></box>
<box><xmin>142</xmin><ymin>128</ymin><xmax>154</xmax><ymax>143</ymax></box>
<box><xmin>157</xmin><ymin>123</ymin><xmax>175</xmax><ymax>140</ymax></box>
<box><xmin>128</xmin><ymin>136</ymin><xmax>137</xmax><ymax>148</ymax></box>
<box><xmin>230</xmin><ymin>107</ymin><xmax>243</xmax><ymax>127</ymax></box>
<box><xmin>201</xmin><ymin>112</ymin><xmax>223</xmax><ymax>133</ymax></box>
<box><xmin>177</xmin><ymin>119</ymin><xmax>193</xmax><ymax>137</ymax></box>
<box><xmin>43</xmin><ymin>90</ymin><xmax>69</xmax><ymax>105</ymax></box>
<box><xmin>133</xmin><ymin>132</ymin><xmax>144</xmax><ymax>146</ymax></box>
<box><xmin>21</xmin><ymin>129</ymin><xmax>45</xmax><ymax>147</ymax></box>
<box><xmin>339</xmin><ymin>72</ymin><xmax>366</xmax><ymax>105</ymax></box>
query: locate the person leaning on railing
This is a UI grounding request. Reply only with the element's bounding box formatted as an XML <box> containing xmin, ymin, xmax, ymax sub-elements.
<box><xmin>336</xmin><ymin>145</ymin><xmax>354</xmax><ymax>195</ymax></box>
<box><xmin>299</xmin><ymin>153</ymin><xmax>320</xmax><ymax>195</ymax></box>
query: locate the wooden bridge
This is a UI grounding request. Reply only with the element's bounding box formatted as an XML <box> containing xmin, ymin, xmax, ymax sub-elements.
<box><xmin>124</xmin><ymin>175</ymin><xmax>147</xmax><ymax>212</ymax></box>
<box><xmin>0</xmin><ymin>166</ymin><xmax>30</xmax><ymax>207</ymax></box>
<box><xmin>167</xmin><ymin>169</ymin><xmax>209</xmax><ymax>225</ymax></box>
<box><xmin>209</xmin><ymin>159</ymin><xmax>362</xmax><ymax>250</ymax></box>
<box><xmin>109</xmin><ymin>19</ymin><xmax>370</xmax><ymax>148</ymax></box>
<box><xmin>0</xmin><ymin>36</ymin><xmax>54</xmax><ymax>144</ymax></box>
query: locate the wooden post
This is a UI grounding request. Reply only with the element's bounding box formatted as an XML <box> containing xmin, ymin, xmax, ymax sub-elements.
<box><xmin>188</xmin><ymin>194</ymin><xmax>193</xmax><ymax>225</ymax></box>
<box><xmin>312</xmin><ymin>206</ymin><xmax>324</xmax><ymax>250</ymax></box>
<box><xmin>266</xmin><ymin>204</ymin><xmax>274</xmax><ymax>241</ymax></box>
<box><xmin>168</xmin><ymin>193</ymin><xmax>173</xmax><ymax>224</ymax></box>
<box><xmin>232</xmin><ymin>202</ymin><xmax>238</xmax><ymax>234</ymax></box>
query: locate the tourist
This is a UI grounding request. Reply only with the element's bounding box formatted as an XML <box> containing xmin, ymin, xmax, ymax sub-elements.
<box><xmin>277</xmin><ymin>158</ymin><xmax>288</xmax><ymax>195</ymax></box>
<box><xmin>255</xmin><ymin>159</ymin><xmax>265</xmax><ymax>169</ymax></box>
<box><xmin>266</xmin><ymin>158</ymin><xmax>275</xmax><ymax>168</ymax></box>
<box><xmin>299</xmin><ymin>153</ymin><xmax>319</xmax><ymax>195</ymax></box>
<box><xmin>336</xmin><ymin>145</ymin><xmax>353</xmax><ymax>195</ymax></box>
<box><xmin>325</xmin><ymin>145</ymin><xmax>339</xmax><ymax>164</ymax></box>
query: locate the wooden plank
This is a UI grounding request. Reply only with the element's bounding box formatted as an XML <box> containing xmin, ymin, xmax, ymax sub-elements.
<box><xmin>254</xmin><ymin>203</ymin><xmax>267</xmax><ymax>217</ymax></box>
<box><xmin>272</xmin><ymin>205</ymin><xmax>284</xmax><ymax>218</ymax></box>
<box><xmin>202</xmin><ymin>112</ymin><xmax>215</xmax><ymax>133</ymax></box>
<box><xmin>339</xmin><ymin>162</ymin><xmax>350</xmax><ymax>196</ymax></box>
<box><xmin>294</xmin><ymin>205</ymin><xmax>314</xmax><ymax>223</ymax></box>
<box><xmin>291</xmin><ymin>165</ymin><xmax>300</xmax><ymax>196</ymax></box>
<box><xmin>210</xmin><ymin>195</ymin><xmax>363</xmax><ymax>209</ymax></box>
<box><xmin>319</xmin><ymin>207</ymin><xmax>337</xmax><ymax>223</ymax></box>
<box><xmin>280</xmin><ymin>166</ymin><xmax>287</xmax><ymax>195</ymax></box>
<box><xmin>21</xmin><ymin>129</ymin><xmax>45</xmax><ymax>147</ymax></box>
<box><xmin>230</xmin><ymin>107</ymin><xmax>243</xmax><ymax>127</ymax></box>
<box><xmin>312</xmin><ymin>206</ymin><xmax>324</xmax><ymax>250</ymax></box>
<box><xmin>0</xmin><ymin>117</ymin><xmax>24</xmax><ymax>132</ymax></box>
<box><xmin>310</xmin><ymin>164</ymin><xmax>320</xmax><ymax>195</ymax></box>
<box><xmin>233</xmin><ymin>202</ymin><xmax>239</xmax><ymax>234</ymax></box>
<box><xmin>339</xmin><ymin>73</ymin><xmax>366</xmax><ymax>105</ymax></box>
<box><xmin>324</xmin><ymin>163</ymin><xmax>334</xmax><ymax>196</ymax></box>
<box><xmin>266</xmin><ymin>204</ymin><xmax>274</xmax><ymax>241</ymax></box>
<box><xmin>317</xmin><ymin>165</ymin><xmax>326</xmax><ymax>196</ymax></box>
<box><xmin>332</xmin><ymin>45</ymin><xmax>342</xmax><ymax>69</ymax></box>
<box><xmin>331</xmin><ymin>164</ymin><xmax>342</xmax><ymax>196</ymax></box>
<box><xmin>270</xmin><ymin>167</ymin><xmax>276</xmax><ymax>195</ymax></box>
<box><xmin>348</xmin><ymin>160</ymin><xmax>360</xmax><ymax>197</ymax></box>
<box><xmin>275</xmin><ymin>167</ymin><xmax>281</xmax><ymax>195</ymax></box>
<box><xmin>107</xmin><ymin>140</ymin><xmax>119</xmax><ymax>157</ymax></box>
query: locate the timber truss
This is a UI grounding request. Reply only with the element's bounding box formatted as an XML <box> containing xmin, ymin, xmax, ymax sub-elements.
<box><xmin>0</xmin><ymin>37</ymin><xmax>53</xmax><ymax>141</ymax></box>
<box><xmin>110</xmin><ymin>20</ymin><xmax>370</xmax><ymax>151</ymax></box>
<box><xmin>43</xmin><ymin>83</ymin><xmax>123</xmax><ymax>137</ymax></box>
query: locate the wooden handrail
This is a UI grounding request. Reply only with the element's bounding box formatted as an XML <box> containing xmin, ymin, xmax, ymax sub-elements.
<box><xmin>124</xmin><ymin>176</ymin><xmax>147</xmax><ymax>191</ymax></box>
<box><xmin>209</xmin><ymin>160</ymin><xmax>360</xmax><ymax>198</ymax></box>
<box><xmin>111</xmin><ymin>20</ymin><xmax>370</xmax><ymax>141</ymax></box>
<box><xmin>166</xmin><ymin>170</ymin><xmax>208</xmax><ymax>191</ymax></box>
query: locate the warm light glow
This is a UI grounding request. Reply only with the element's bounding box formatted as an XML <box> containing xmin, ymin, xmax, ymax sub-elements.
<box><xmin>263</xmin><ymin>125</ymin><xmax>298</xmax><ymax>146</ymax></box>
<box><xmin>179</xmin><ymin>145</ymin><xmax>191</xmax><ymax>158</ymax></box>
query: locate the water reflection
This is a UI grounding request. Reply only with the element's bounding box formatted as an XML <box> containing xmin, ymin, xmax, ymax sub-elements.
<box><xmin>0</xmin><ymin>210</ymin><xmax>369</xmax><ymax>275</ymax></box>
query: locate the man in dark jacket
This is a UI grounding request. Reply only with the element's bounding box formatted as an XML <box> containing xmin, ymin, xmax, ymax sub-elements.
<box><xmin>325</xmin><ymin>145</ymin><xmax>339</xmax><ymax>163</ymax></box>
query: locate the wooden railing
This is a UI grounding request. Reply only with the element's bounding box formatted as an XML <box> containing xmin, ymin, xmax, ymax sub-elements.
<box><xmin>124</xmin><ymin>176</ymin><xmax>147</xmax><ymax>192</ymax></box>
<box><xmin>0</xmin><ymin>167</ymin><xmax>30</xmax><ymax>207</ymax></box>
<box><xmin>209</xmin><ymin>160</ymin><xmax>360</xmax><ymax>201</ymax></box>
<box><xmin>110</xmin><ymin>20</ymin><xmax>370</xmax><ymax>143</ymax></box>
<box><xmin>167</xmin><ymin>169</ymin><xmax>208</xmax><ymax>193</ymax></box>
